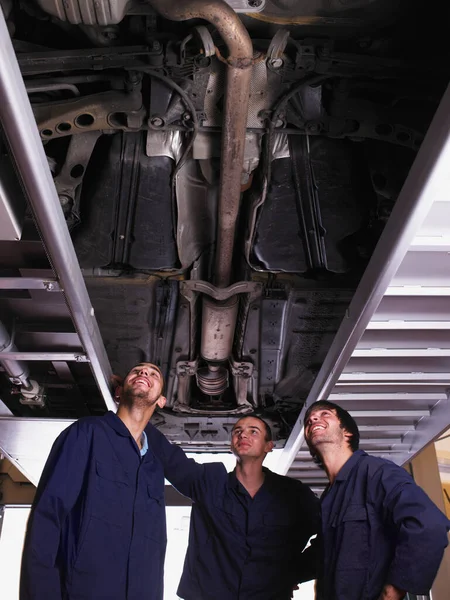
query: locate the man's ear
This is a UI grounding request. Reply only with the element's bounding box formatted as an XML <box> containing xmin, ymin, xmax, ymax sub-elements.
<box><xmin>111</xmin><ymin>374</ymin><xmax>123</xmax><ymax>386</ymax></box>
<box><xmin>156</xmin><ymin>396</ymin><xmax>167</xmax><ymax>409</ymax></box>
<box><xmin>111</xmin><ymin>374</ymin><xmax>123</xmax><ymax>402</ymax></box>
<box><xmin>265</xmin><ymin>440</ymin><xmax>274</xmax><ymax>454</ymax></box>
<box><xmin>343</xmin><ymin>429</ymin><xmax>353</xmax><ymax>445</ymax></box>
<box><xmin>114</xmin><ymin>386</ymin><xmax>123</xmax><ymax>403</ymax></box>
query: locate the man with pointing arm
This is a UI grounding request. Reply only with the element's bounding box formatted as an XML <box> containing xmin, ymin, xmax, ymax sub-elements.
<box><xmin>21</xmin><ymin>363</ymin><xmax>169</xmax><ymax>600</ymax></box>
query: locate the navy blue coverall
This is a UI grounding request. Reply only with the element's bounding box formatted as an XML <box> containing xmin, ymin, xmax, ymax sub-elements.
<box><xmin>157</xmin><ymin>443</ymin><xmax>321</xmax><ymax>600</ymax></box>
<box><xmin>317</xmin><ymin>449</ymin><xmax>450</xmax><ymax>600</ymax></box>
<box><xmin>20</xmin><ymin>412</ymin><xmax>170</xmax><ymax>600</ymax></box>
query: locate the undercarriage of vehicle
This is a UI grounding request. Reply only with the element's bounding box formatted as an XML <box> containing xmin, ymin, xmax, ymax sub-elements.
<box><xmin>0</xmin><ymin>0</ymin><xmax>448</xmax><ymax>448</ymax></box>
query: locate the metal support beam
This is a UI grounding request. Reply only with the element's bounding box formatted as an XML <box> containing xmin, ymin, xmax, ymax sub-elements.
<box><xmin>340</xmin><ymin>372</ymin><xmax>448</xmax><ymax>382</ymax></box>
<box><xmin>350</xmin><ymin>410</ymin><xmax>430</xmax><ymax>417</ymax></box>
<box><xmin>292</xmin><ymin>449</ymin><xmax>406</xmax><ymax>459</ymax></box>
<box><xmin>0</xmin><ymin>417</ymin><xmax>74</xmax><ymax>485</ymax></box>
<box><xmin>0</xmin><ymin>277</ymin><xmax>61</xmax><ymax>291</ymax></box>
<box><xmin>0</xmin><ymin>12</ymin><xmax>115</xmax><ymax>411</ymax></box>
<box><xmin>330</xmin><ymin>393</ymin><xmax>446</xmax><ymax>401</ymax></box>
<box><xmin>385</xmin><ymin>286</ymin><xmax>450</xmax><ymax>296</ymax></box>
<box><xmin>392</xmin><ymin>396</ymin><xmax>450</xmax><ymax>465</ymax></box>
<box><xmin>367</xmin><ymin>321</ymin><xmax>450</xmax><ymax>330</ymax></box>
<box><xmin>358</xmin><ymin>439</ymin><xmax>402</xmax><ymax>445</ymax></box>
<box><xmin>276</xmin><ymin>84</ymin><xmax>450</xmax><ymax>475</ymax></box>
<box><xmin>0</xmin><ymin>352</ymin><xmax>89</xmax><ymax>362</ymax></box>
<box><xmin>353</xmin><ymin>349</ymin><xmax>450</xmax><ymax>357</ymax></box>
<box><xmin>357</xmin><ymin>425</ymin><xmax>414</xmax><ymax>432</ymax></box>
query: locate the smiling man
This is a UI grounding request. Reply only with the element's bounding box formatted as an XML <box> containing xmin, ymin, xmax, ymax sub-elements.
<box><xmin>304</xmin><ymin>400</ymin><xmax>450</xmax><ymax>600</ymax></box>
<box><xmin>20</xmin><ymin>363</ymin><xmax>170</xmax><ymax>600</ymax></box>
<box><xmin>158</xmin><ymin>414</ymin><xmax>320</xmax><ymax>600</ymax></box>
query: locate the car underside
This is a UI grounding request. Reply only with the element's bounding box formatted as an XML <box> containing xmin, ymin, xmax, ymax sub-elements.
<box><xmin>0</xmin><ymin>0</ymin><xmax>448</xmax><ymax>448</ymax></box>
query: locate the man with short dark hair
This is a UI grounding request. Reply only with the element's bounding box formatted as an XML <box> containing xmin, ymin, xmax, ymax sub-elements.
<box><xmin>21</xmin><ymin>363</ymin><xmax>170</xmax><ymax>600</ymax></box>
<box><xmin>159</xmin><ymin>413</ymin><xmax>320</xmax><ymax>600</ymax></box>
<box><xmin>304</xmin><ymin>400</ymin><xmax>450</xmax><ymax>600</ymax></box>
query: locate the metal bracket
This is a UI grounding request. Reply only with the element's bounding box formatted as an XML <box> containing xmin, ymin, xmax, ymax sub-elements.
<box><xmin>226</xmin><ymin>0</ymin><xmax>265</xmax><ymax>12</ymax></box>
<box><xmin>34</xmin><ymin>90</ymin><xmax>144</xmax><ymax>140</ymax></box>
<box><xmin>174</xmin><ymin>357</ymin><xmax>255</xmax><ymax>414</ymax></box>
<box><xmin>19</xmin><ymin>395</ymin><xmax>46</xmax><ymax>408</ymax></box>
<box><xmin>230</xmin><ymin>359</ymin><xmax>254</xmax><ymax>379</ymax></box>
<box><xmin>230</xmin><ymin>358</ymin><xmax>254</xmax><ymax>411</ymax></box>
<box><xmin>19</xmin><ymin>379</ymin><xmax>46</xmax><ymax>408</ymax></box>
<box><xmin>267</xmin><ymin>29</ymin><xmax>290</xmax><ymax>70</ymax></box>
<box><xmin>53</xmin><ymin>131</ymin><xmax>102</xmax><ymax>220</ymax></box>
<box><xmin>193</xmin><ymin>26</ymin><xmax>215</xmax><ymax>58</ymax></box>
<box><xmin>180</xmin><ymin>280</ymin><xmax>262</xmax><ymax>302</ymax></box>
<box><xmin>176</xmin><ymin>360</ymin><xmax>199</xmax><ymax>377</ymax></box>
<box><xmin>43</xmin><ymin>280</ymin><xmax>61</xmax><ymax>292</ymax></box>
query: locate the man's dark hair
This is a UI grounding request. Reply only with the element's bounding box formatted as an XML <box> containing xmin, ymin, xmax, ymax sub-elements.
<box><xmin>304</xmin><ymin>400</ymin><xmax>360</xmax><ymax>468</ymax></box>
<box><xmin>233</xmin><ymin>414</ymin><xmax>273</xmax><ymax>442</ymax></box>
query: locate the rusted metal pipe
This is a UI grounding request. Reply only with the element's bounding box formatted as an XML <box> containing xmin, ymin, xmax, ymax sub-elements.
<box><xmin>215</xmin><ymin>64</ymin><xmax>252</xmax><ymax>287</ymax></box>
<box><xmin>147</xmin><ymin>0</ymin><xmax>253</xmax><ymax>287</ymax></box>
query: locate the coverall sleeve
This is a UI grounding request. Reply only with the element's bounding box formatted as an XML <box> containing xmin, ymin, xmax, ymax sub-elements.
<box><xmin>371</xmin><ymin>462</ymin><xmax>450</xmax><ymax>595</ymax></box>
<box><xmin>20</xmin><ymin>422</ymin><xmax>90</xmax><ymax>600</ymax></box>
<box><xmin>149</xmin><ymin>426</ymin><xmax>225</xmax><ymax>502</ymax></box>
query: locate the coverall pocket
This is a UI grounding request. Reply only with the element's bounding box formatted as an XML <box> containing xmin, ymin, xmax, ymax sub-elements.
<box><xmin>262</xmin><ymin>513</ymin><xmax>293</xmax><ymax>544</ymax></box>
<box><xmin>95</xmin><ymin>460</ymin><xmax>128</xmax><ymax>484</ymax></box>
<box><xmin>94</xmin><ymin>460</ymin><xmax>129</xmax><ymax>521</ymax></box>
<box><xmin>334</xmin><ymin>504</ymin><xmax>370</xmax><ymax>570</ymax></box>
<box><xmin>331</xmin><ymin>505</ymin><xmax>371</xmax><ymax>599</ymax></box>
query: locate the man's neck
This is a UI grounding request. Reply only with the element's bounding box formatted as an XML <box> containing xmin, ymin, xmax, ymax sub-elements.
<box><xmin>116</xmin><ymin>404</ymin><xmax>156</xmax><ymax>447</ymax></box>
<box><xmin>320</xmin><ymin>445</ymin><xmax>354</xmax><ymax>485</ymax></box>
<box><xmin>235</xmin><ymin>459</ymin><xmax>265</xmax><ymax>498</ymax></box>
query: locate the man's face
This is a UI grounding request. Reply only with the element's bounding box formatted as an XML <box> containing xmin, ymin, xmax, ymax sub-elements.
<box><xmin>304</xmin><ymin>407</ymin><xmax>351</xmax><ymax>450</ymax></box>
<box><xmin>230</xmin><ymin>417</ymin><xmax>273</xmax><ymax>460</ymax></box>
<box><xmin>122</xmin><ymin>363</ymin><xmax>164</xmax><ymax>408</ymax></box>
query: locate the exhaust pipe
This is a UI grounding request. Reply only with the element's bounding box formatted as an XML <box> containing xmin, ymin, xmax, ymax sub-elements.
<box><xmin>149</xmin><ymin>1</ymin><xmax>253</xmax><ymax>399</ymax></box>
<box><xmin>148</xmin><ymin>0</ymin><xmax>253</xmax><ymax>288</ymax></box>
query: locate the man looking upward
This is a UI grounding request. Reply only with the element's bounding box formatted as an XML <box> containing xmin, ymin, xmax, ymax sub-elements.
<box><xmin>304</xmin><ymin>400</ymin><xmax>450</xmax><ymax>600</ymax></box>
<box><xmin>159</xmin><ymin>414</ymin><xmax>320</xmax><ymax>600</ymax></box>
<box><xmin>21</xmin><ymin>363</ymin><xmax>169</xmax><ymax>600</ymax></box>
